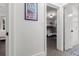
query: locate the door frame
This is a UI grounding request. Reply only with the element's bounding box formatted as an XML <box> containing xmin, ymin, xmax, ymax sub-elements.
<box><xmin>6</xmin><ymin>3</ymin><xmax>14</xmax><ymax>56</ymax></box>
<box><xmin>5</xmin><ymin>3</ymin><xmax>9</xmax><ymax>56</ymax></box>
<box><xmin>44</xmin><ymin>3</ymin><xmax>59</xmax><ymax>55</ymax></box>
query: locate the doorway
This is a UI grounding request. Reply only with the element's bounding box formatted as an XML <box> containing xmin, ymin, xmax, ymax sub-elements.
<box><xmin>46</xmin><ymin>4</ymin><xmax>58</xmax><ymax>56</ymax></box>
<box><xmin>0</xmin><ymin>3</ymin><xmax>9</xmax><ymax>56</ymax></box>
<box><xmin>45</xmin><ymin>3</ymin><xmax>79</xmax><ymax>56</ymax></box>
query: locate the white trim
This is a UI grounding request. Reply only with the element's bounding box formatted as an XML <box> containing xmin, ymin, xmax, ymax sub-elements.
<box><xmin>44</xmin><ymin>3</ymin><xmax>47</xmax><ymax>56</ymax></box>
<box><xmin>7</xmin><ymin>3</ymin><xmax>15</xmax><ymax>56</ymax></box>
<box><xmin>44</xmin><ymin>3</ymin><xmax>60</xmax><ymax>56</ymax></box>
<box><xmin>32</xmin><ymin>52</ymin><xmax>45</xmax><ymax>56</ymax></box>
<box><xmin>5</xmin><ymin>4</ymin><xmax>9</xmax><ymax>56</ymax></box>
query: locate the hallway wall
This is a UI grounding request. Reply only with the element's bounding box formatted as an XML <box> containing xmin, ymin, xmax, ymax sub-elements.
<box><xmin>12</xmin><ymin>3</ymin><xmax>45</xmax><ymax>56</ymax></box>
<box><xmin>9</xmin><ymin>3</ymin><xmax>68</xmax><ymax>55</ymax></box>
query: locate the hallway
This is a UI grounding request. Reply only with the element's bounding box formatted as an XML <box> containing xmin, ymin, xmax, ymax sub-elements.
<box><xmin>47</xmin><ymin>36</ymin><xmax>79</xmax><ymax>56</ymax></box>
<box><xmin>0</xmin><ymin>3</ymin><xmax>78</xmax><ymax>56</ymax></box>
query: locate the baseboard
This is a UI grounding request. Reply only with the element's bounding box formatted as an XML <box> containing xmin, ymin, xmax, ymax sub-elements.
<box><xmin>32</xmin><ymin>52</ymin><xmax>46</xmax><ymax>56</ymax></box>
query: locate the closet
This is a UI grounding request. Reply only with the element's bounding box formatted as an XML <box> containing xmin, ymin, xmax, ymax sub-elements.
<box><xmin>0</xmin><ymin>3</ymin><xmax>8</xmax><ymax>56</ymax></box>
<box><xmin>0</xmin><ymin>16</ymin><xmax>6</xmax><ymax>40</ymax></box>
<box><xmin>47</xmin><ymin>5</ymin><xmax>57</xmax><ymax>55</ymax></box>
<box><xmin>47</xmin><ymin>5</ymin><xmax>57</xmax><ymax>38</ymax></box>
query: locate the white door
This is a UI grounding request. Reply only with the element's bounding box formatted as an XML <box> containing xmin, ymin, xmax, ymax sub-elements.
<box><xmin>64</xmin><ymin>4</ymin><xmax>79</xmax><ymax>50</ymax></box>
<box><xmin>71</xmin><ymin>6</ymin><xmax>79</xmax><ymax>47</ymax></box>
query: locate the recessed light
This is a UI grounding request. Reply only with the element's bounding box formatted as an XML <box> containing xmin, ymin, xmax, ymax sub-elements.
<box><xmin>68</xmin><ymin>13</ymin><xmax>73</xmax><ymax>17</ymax></box>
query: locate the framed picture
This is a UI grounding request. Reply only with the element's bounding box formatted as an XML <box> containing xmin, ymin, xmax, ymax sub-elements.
<box><xmin>24</xmin><ymin>3</ymin><xmax>38</xmax><ymax>21</ymax></box>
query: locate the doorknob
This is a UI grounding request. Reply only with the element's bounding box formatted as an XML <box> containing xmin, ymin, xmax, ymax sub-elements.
<box><xmin>71</xmin><ymin>30</ymin><xmax>73</xmax><ymax>32</ymax></box>
<box><xmin>6</xmin><ymin>32</ymin><xmax>9</xmax><ymax>36</ymax></box>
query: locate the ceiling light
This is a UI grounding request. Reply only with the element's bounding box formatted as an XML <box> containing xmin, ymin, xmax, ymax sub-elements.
<box><xmin>68</xmin><ymin>13</ymin><xmax>73</xmax><ymax>17</ymax></box>
<box><xmin>47</xmin><ymin>12</ymin><xmax>56</xmax><ymax>18</ymax></box>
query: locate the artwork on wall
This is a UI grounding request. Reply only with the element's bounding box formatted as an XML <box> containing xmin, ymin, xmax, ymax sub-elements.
<box><xmin>24</xmin><ymin>3</ymin><xmax>38</xmax><ymax>21</ymax></box>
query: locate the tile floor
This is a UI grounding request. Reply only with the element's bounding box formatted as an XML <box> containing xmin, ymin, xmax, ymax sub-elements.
<box><xmin>47</xmin><ymin>36</ymin><xmax>79</xmax><ymax>56</ymax></box>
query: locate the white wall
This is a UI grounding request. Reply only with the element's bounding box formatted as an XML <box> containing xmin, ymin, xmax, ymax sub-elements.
<box><xmin>9</xmin><ymin>3</ymin><xmax>68</xmax><ymax>56</ymax></box>
<box><xmin>10</xmin><ymin>3</ymin><xmax>45</xmax><ymax>56</ymax></box>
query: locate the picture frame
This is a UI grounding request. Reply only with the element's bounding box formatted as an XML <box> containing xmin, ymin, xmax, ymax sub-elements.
<box><xmin>24</xmin><ymin>3</ymin><xmax>38</xmax><ymax>21</ymax></box>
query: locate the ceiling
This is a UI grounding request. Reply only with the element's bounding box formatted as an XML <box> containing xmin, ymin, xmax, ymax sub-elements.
<box><xmin>47</xmin><ymin>5</ymin><xmax>57</xmax><ymax>20</ymax></box>
<box><xmin>52</xmin><ymin>3</ymin><xmax>68</xmax><ymax>7</ymax></box>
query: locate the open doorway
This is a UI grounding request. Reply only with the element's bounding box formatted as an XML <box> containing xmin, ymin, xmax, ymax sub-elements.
<box><xmin>45</xmin><ymin>3</ymin><xmax>79</xmax><ymax>56</ymax></box>
<box><xmin>0</xmin><ymin>3</ymin><xmax>9</xmax><ymax>56</ymax></box>
<box><xmin>0</xmin><ymin>16</ymin><xmax>6</xmax><ymax>56</ymax></box>
<box><xmin>46</xmin><ymin>4</ymin><xmax>58</xmax><ymax>56</ymax></box>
